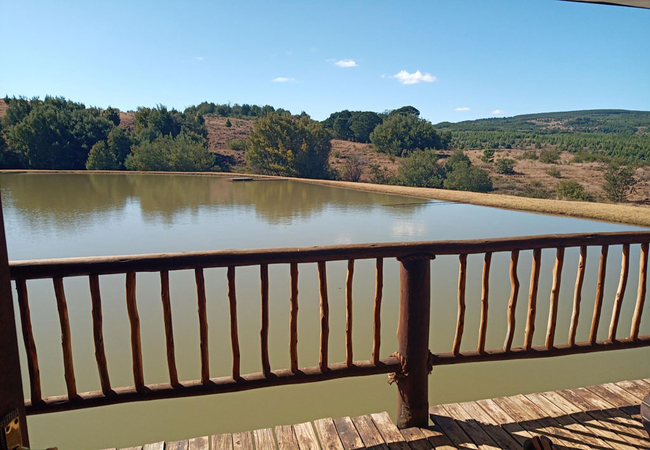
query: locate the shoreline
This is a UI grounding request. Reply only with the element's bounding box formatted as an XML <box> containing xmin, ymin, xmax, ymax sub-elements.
<box><xmin>2</xmin><ymin>169</ymin><xmax>649</xmax><ymax>228</ymax></box>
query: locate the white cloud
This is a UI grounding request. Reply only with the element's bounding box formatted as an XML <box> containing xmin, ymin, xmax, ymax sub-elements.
<box><xmin>455</xmin><ymin>107</ymin><xmax>470</xmax><ymax>111</ymax></box>
<box><xmin>335</xmin><ymin>59</ymin><xmax>358</xmax><ymax>68</ymax></box>
<box><xmin>393</xmin><ymin>70</ymin><xmax>436</xmax><ymax>85</ymax></box>
<box><xmin>272</xmin><ymin>77</ymin><xmax>295</xmax><ymax>83</ymax></box>
<box><xmin>195</xmin><ymin>56</ymin><xmax>205</xmax><ymax>61</ymax></box>
<box><xmin>492</xmin><ymin>109</ymin><xmax>506</xmax><ymax>115</ymax></box>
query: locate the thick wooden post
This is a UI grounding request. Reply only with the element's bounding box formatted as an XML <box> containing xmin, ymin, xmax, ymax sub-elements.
<box><xmin>396</xmin><ymin>256</ymin><xmax>431</xmax><ymax>429</ymax></box>
<box><xmin>0</xmin><ymin>194</ymin><xmax>29</xmax><ymax>447</ymax></box>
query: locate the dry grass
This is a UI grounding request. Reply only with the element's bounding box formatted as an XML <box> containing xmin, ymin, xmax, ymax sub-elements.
<box><xmin>329</xmin><ymin>140</ymin><xmax>398</xmax><ymax>180</ymax></box>
<box><xmin>0</xmin><ymin>99</ymin><xmax>8</xmax><ymax>117</ymax></box>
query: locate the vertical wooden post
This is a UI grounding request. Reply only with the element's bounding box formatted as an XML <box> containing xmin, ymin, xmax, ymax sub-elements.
<box><xmin>0</xmin><ymin>194</ymin><xmax>29</xmax><ymax>446</ymax></box>
<box><xmin>396</xmin><ymin>255</ymin><xmax>431</xmax><ymax>429</ymax></box>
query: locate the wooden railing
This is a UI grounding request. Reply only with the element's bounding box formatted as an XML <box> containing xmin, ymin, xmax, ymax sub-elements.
<box><xmin>1</xmin><ymin>230</ymin><xmax>650</xmax><ymax>440</ymax></box>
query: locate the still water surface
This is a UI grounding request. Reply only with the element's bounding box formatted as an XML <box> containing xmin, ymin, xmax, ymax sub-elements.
<box><xmin>1</xmin><ymin>173</ymin><xmax>648</xmax><ymax>449</ymax></box>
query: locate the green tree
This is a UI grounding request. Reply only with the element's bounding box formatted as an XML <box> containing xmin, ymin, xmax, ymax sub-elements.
<box><xmin>125</xmin><ymin>133</ymin><xmax>214</xmax><ymax>172</ymax></box>
<box><xmin>495</xmin><ymin>158</ymin><xmax>515</xmax><ymax>174</ymax></box>
<box><xmin>225</xmin><ymin>118</ymin><xmax>232</xmax><ymax>128</ymax></box>
<box><xmin>388</xmin><ymin>105</ymin><xmax>420</xmax><ymax>117</ymax></box>
<box><xmin>86</xmin><ymin>141</ymin><xmax>119</xmax><ymax>170</ymax></box>
<box><xmin>370</xmin><ymin>114</ymin><xmax>449</xmax><ymax>156</ymax></box>
<box><xmin>556</xmin><ymin>180</ymin><xmax>591</xmax><ymax>201</ymax></box>
<box><xmin>444</xmin><ymin>162</ymin><xmax>493</xmax><ymax>192</ymax></box>
<box><xmin>398</xmin><ymin>150</ymin><xmax>446</xmax><ymax>188</ymax></box>
<box><xmin>602</xmin><ymin>161</ymin><xmax>638</xmax><ymax>202</ymax></box>
<box><xmin>348</xmin><ymin>112</ymin><xmax>382</xmax><ymax>143</ymax></box>
<box><xmin>481</xmin><ymin>149</ymin><xmax>495</xmax><ymax>163</ymax></box>
<box><xmin>246</xmin><ymin>114</ymin><xmax>332</xmax><ymax>178</ymax></box>
<box><xmin>445</xmin><ymin>150</ymin><xmax>471</xmax><ymax>172</ymax></box>
<box><xmin>107</xmin><ymin>127</ymin><xmax>133</xmax><ymax>168</ymax></box>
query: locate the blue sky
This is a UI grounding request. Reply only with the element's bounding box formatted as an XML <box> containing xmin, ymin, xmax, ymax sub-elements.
<box><xmin>1</xmin><ymin>0</ymin><xmax>649</xmax><ymax>123</ymax></box>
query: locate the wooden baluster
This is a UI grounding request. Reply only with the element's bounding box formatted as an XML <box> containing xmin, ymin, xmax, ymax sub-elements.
<box><xmin>195</xmin><ymin>268</ymin><xmax>209</xmax><ymax>384</ymax></box>
<box><xmin>524</xmin><ymin>248</ymin><xmax>542</xmax><ymax>350</ymax></box>
<box><xmin>452</xmin><ymin>254</ymin><xmax>467</xmax><ymax>355</ymax></box>
<box><xmin>260</xmin><ymin>264</ymin><xmax>271</xmax><ymax>376</ymax></box>
<box><xmin>346</xmin><ymin>259</ymin><xmax>354</xmax><ymax>367</ymax></box>
<box><xmin>609</xmin><ymin>244</ymin><xmax>630</xmax><ymax>341</ymax></box>
<box><xmin>568</xmin><ymin>246</ymin><xmax>587</xmax><ymax>347</ymax></box>
<box><xmin>545</xmin><ymin>247</ymin><xmax>565</xmax><ymax>349</ymax></box>
<box><xmin>590</xmin><ymin>245</ymin><xmax>609</xmax><ymax>344</ymax></box>
<box><xmin>89</xmin><ymin>275</ymin><xmax>111</xmax><ymax>395</ymax></box>
<box><xmin>125</xmin><ymin>272</ymin><xmax>145</xmax><ymax>391</ymax></box>
<box><xmin>227</xmin><ymin>266</ymin><xmax>241</xmax><ymax>379</ymax></box>
<box><xmin>160</xmin><ymin>271</ymin><xmax>179</xmax><ymax>387</ymax></box>
<box><xmin>53</xmin><ymin>277</ymin><xmax>78</xmax><ymax>399</ymax></box>
<box><xmin>631</xmin><ymin>243</ymin><xmax>648</xmax><ymax>340</ymax></box>
<box><xmin>318</xmin><ymin>261</ymin><xmax>329</xmax><ymax>372</ymax></box>
<box><xmin>372</xmin><ymin>258</ymin><xmax>383</xmax><ymax>365</ymax></box>
<box><xmin>15</xmin><ymin>279</ymin><xmax>42</xmax><ymax>403</ymax></box>
<box><xmin>503</xmin><ymin>250</ymin><xmax>520</xmax><ymax>352</ymax></box>
<box><xmin>478</xmin><ymin>252</ymin><xmax>492</xmax><ymax>354</ymax></box>
<box><xmin>289</xmin><ymin>262</ymin><xmax>299</xmax><ymax>373</ymax></box>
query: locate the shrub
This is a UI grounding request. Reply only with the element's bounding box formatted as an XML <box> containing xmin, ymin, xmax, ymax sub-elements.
<box><xmin>521</xmin><ymin>181</ymin><xmax>552</xmax><ymax>199</ymax></box>
<box><xmin>341</xmin><ymin>155</ymin><xmax>363</xmax><ymax>182</ymax></box>
<box><xmin>332</xmin><ymin>150</ymin><xmax>341</xmax><ymax>159</ymax></box>
<box><xmin>547</xmin><ymin>167</ymin><xmax>562</xmax><ymax>178</ymax></box>
<box><xmin>246</xmin><ymin>113</ymin><xmax>331</xmax><ymax>178</ymax></box>
<box><xmin>517</xmin><ymin>150</ymin><xmax>538</xmax><ymax>160</ymax></box>
<box><xmin>481</xmin><ymin>149</ymin><xmax>495</xmax><ymax>163</ymax></box>
<box><xmin>445</xmin><ymin>150</ymin><xmax>471</xmax><ymax>172</ymax></box>
<box><xmin>539</xmin><ymin>149</ymin><xmax>561</xmax><ymax>164</ymax></box>
<box><xmin>443</xmin><ymin>162</ymin><xmax>493</xmax><ymax>192</ymax></box>
<box><xmin>125</xmin><ymin>133</ymin><xmax>215</xmax><ymax>172</ymax></box>
<box><xmin>225</xmin><ymin>118</ymin><xmax>232</xmax><ymax>128</ymax></box>
<box><xmin>368</xmin><ymin>163</ymin><xmax>395</xmax><ymax>185</ymax></box>
<box><xmin>227</xmin><ymin>139</ymin><xmax>247</xmax><ymax>151</ymax></box>
<box><xmin>398</xmin><ymin>149</ymin><xmax>446</xmax><ymax>188</ymax></box>
<box><xmin>571</xmin><ymin>152</ymin><xmax>605</xmax><ymax>164</ymax></box>
<box><xmin>86</xmin><ymin>141</ymin><xmax>119</xmax><ymax>170</ymax></box>
<box><xmin>495</xmin><ymin>158</ymin><xmax>515</xmax><ymax>175</ymax></box>
<box><xmin>601</xmin><ymin>161</ymin><xmax>638</xmax><ymax>202</ymax></box>
<box><xmin>556</xmin><ymin>180</ymin><xmax>592</xmax><ymax>201</ymax></box>
<box><xmin>370</xmin><ymin>114</ymin><xmax>449</xmax><ymax>156</ymax></box>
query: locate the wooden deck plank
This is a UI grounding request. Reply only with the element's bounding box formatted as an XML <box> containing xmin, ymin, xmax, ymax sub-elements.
<box><xmin>212</xmin><ymin>434</ymin><xmax>233</xmax><ymax>450</ymax></box>
<box><xmin>459</xmin><ymin>401</ymin><xmax>529</xmax><ymax>447</ymax></box>
<box><xmin>293</xmin><ymin>422</ymin><xmax>321</xmax><ymax>450</ymax></box>
<box><xmin>254</xmin><ymin>428</ymin><xmax>277</xmax><ymax>450</ymax></box>
<box><xmin>142</xmin><ymin>443</ymin><xmax>164</xmax><ymax>450</ymax></box>
<box><xmin>399</xmin><ymin>428</ymin><xmax>434</xmax><ymax>450</ymax></box>
<box><xmin>351</xmin><ymin>415</ymin><xmax>389</xmax><ymax>450</ymax></box>
<box><xmin>369</xmin><ymin>412</ymin><xmax>410</xmax><ymax>450</ymax></box>
<box><xmin>419</xmin><ymin>425</ymin><xmax>457</xmax><ymax>450</ymax></box>
<box><xmin>166</xmin><ymin>442</ymin><xmax>189</xmax><ymax>450</ymax></box>
<box><xmin>429</xmin><ymin>405</ymin><xmax>479</xmax><ymax>449</ymax></box>
<box><xmin>189</xmin><ymin>436</ymin><xmax>209</xmax><ymax>450</ymax></box>
<box><xmin>314</xmin><ymin>418</ymin><xmax>345</xmax><ymax>450</ymax></box>
<box><xmin>276</xmin><ymin>425</ymin><xmax>300</xmax><ymax>450</ymax></box>
<box><xmin>119</xmin><ymin>447</ymin><xmax>142</xmax><ymax>450</ymax></box>
<box><xmin>333</xmin><ymin>417</ymin><xmax>365</xmax><ymax>450</ymax></box>
<box><xmin>587</xmin><ymin>382</ymin><xmax>643</xmax><ymax>418</ymax></box>
<box><xmin>441</xmin><ymin>403</ymin><xmax>511</xmax><ymax>450</ymax></box>
<box><xmin>525</xmin><ymin>392</ymin><xmax>614</xmax><ymax>449</ymax></box>
<box><xmin>616</xmin><ymin>379</ymin><xmax>650</xmax><ymax>401</ymax></box>
<box><xmin>545</xmin><ymin>390</ymin><xmax>640</xmax><ymax>450</ymax></box>
<box><xmin>233</xmin><ymin>431</ymin><xmax>254</xmax><ymax>450</ymax></box>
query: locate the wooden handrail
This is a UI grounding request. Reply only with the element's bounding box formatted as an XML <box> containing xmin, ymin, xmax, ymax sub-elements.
<box><xmin>10</xmin><ymin>231</ymin><xmax>650</xmax><ymax>280</ymax></box>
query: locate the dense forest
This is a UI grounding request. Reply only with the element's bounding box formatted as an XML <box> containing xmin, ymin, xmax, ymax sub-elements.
<box><xmin>0</xmin><ymin>96</ymin><xmax>648</xmax><ymax>202</ymax></box>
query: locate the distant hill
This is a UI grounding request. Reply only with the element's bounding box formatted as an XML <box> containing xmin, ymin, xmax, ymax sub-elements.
<box><xmin>437</xmin><ymin>109</ymin><xmax>650</xmax><ymax>136</ymax></box>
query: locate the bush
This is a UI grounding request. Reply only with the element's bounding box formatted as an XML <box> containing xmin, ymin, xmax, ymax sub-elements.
<box><xmin>86</xmin><ymin>141</ymin><xmax>119</xmax><ymax>170</ymax></box>
<box><xmin>495</xmin><ymin>158</ymin><xmax>515</xmax><ymax>175</ymax></box>
<box><xmin>227</xmin><ymin>139</ymin><xmax>247</xmax><ymax>151</ymax></box>
<box><xmin>246</xmin><ymin>113</ymin><xmax>331</xmax><ymax>178</ymax></box>
<box><xmin>517</xmin><ymin>150</ymin><xmax>538</xmax><ymax>160</ymax></box>
<box><xmin>481</xmin><ymin>149</ymin><xmax>495</xmax><ymax>163</ymax></box>
<box><xmin>125</xmin><ymin>133</ymin><xmax>215</xmax><ymax>172</ymax></box>
<box><xmin>547</xmin><ymin>167</ymin><xmax>562</xmax><ymax>178</ymax></box>
<box><xmin>521</xmin><ymin>181</ymin><xmax>552</xmax><ymax>199</ymax></box>
<box><xmin>443</xmin><ymin>162</ymin><xmax>493</xmax><ymax>192</ymax></box>
<box><xmin>556</xmin><ymin>180</ymin><xmax>591</xmax><ymax>201</ymax></box>
<box><xmin>332</xmin><ymin>150</ymin><xmax>341</xmax><ymax>158</ymax></box>
<box><xmin>225</xmin><ymin>119</ymin><xmax>232</xmax><ymax>128</ymax></box>
<box><xmin>539</xmin><ymin>149</ymin><xmax>561</xmax><ymax>164</ymax></box>
<box><xmin>341</xmin><ymin>155</ymin><xmax>363</xmax><ymax>182</ymax></box>
<box><xmin>445</xmin><ymin>150</ymin><xmax>471</xmax><ymax>172</ymax></box>
<box><xmin>398</xmin><ymin>150</ymin><xmax>446</xmax><ymax>188</ymax></box>
<box><xmin>602</xmin><ymin>161</ymin><xmax>638</xmax><ymax>202</ymax></box>
<box><xmin>370</xmin><ymin>114</ymin><xmax>449</xmax><ymax>156</ymax></box>
<box><xmin>368</xmin><ymin>164</ymin><xmax>394</xmax><ymax>185</ymax></box>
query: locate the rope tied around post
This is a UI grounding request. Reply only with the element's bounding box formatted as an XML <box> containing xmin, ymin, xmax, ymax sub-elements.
<box><xmin>387</xmin><ymin>350</ymin><xmax>434</xmax><ymax>384</ymax></box>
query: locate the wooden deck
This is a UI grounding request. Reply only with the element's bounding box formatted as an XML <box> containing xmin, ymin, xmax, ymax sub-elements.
<box><xmin>108</xmin><ymin>378</ymin><xmax>650</xmax><ymax>450</ymax></box>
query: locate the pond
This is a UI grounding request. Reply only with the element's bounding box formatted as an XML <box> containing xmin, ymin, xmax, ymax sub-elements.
<box><xmin>1</xmin><ymin>173</ymin><xmax>648</xmax><ymax>449</ymax></box>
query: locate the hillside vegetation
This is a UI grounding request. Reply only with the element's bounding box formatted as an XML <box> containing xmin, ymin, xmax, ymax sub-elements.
<box><xmin>1</xmin><ymin>97</ymin><xmax>648</xmax><ymax>205</ymax></box>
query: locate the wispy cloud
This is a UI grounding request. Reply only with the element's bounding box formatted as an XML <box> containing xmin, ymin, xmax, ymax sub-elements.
<box><xmin>335</xmin><ymin>59</ymin><xmax>358</xmax><ymax>68</ymax></box>
<box><xmin>455</xmin><ymin>107</ymin><xmax>470</xmax><ymax>111</ymax></box>
<box><xmin>491</xmin><ymin>109</ymin><xmax>506</xmax><ymax>115</ymax></box>
<box><xmin>393</xmin><ymin>70</ymin><xmax>436</xmax><ymax>85</ymax></box>
<box><xmin>195</xmin><ymin>56</ymin><xmax>205</xmax><ymax>61</ymax></box>
<box><xmin>272</xmin><ymin>77</ymin><xmax>295</xmax><ymax>83</ymax></box>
